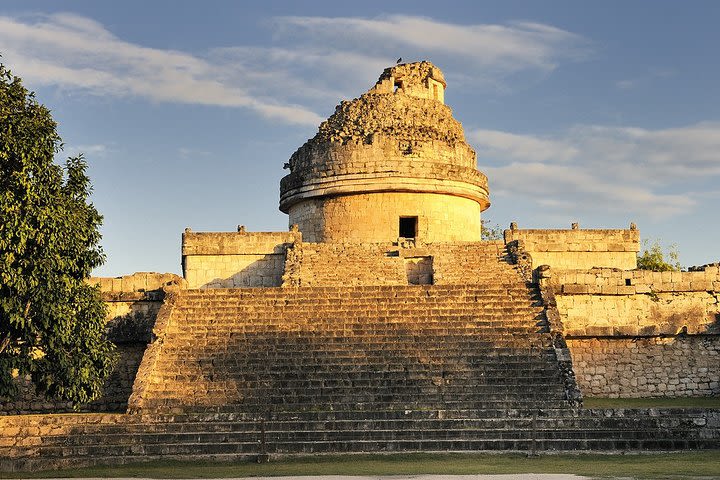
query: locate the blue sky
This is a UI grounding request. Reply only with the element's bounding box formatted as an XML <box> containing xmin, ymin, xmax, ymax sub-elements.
<box><xmin>1</xmin><ymin>1</ymin><xmax>718</xmax><ymax>276</ymax></box>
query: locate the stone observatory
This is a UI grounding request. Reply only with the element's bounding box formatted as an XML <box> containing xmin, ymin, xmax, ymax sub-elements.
<box><xmin>280</xmin><ymin>61</ymin><xmax>490</xmax><ymax>243</ymax></box>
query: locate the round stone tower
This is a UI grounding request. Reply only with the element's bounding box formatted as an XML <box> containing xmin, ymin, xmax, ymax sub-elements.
<box><xmin>279</xmin><ymin>61</ymin><xmax>490</xmax><ymax>243</ymax></box>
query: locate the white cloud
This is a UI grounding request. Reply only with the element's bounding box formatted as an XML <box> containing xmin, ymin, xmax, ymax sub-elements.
<box><xmin>0</xmin><ymin>13</ymin><xmax>588</xmax><ymax>126</ymax></box>
<box><xmin>178</xmin><ymin>147</ymin><xmax>211</xmax><ymax>159</ymax></box>
<box><xmin>615</xmin><ymin>68</ymin><xmax>675</xmax><ymax>90</ymax></box>
<box><xmin>64</xmin><ymin>144</ymin><xmax>107</xmax><ymax>158</ymax></box>
<box><xmin>274</xmin><ymin>16</ymin><xmax>587</xmax><ymax>74</ymax></box>
<box><xmin>472</xmin><ymin>123</ymin><xmax>720</xmax><ymax>217</ymax></box>
<box><xmin>469</xmin><ymin>129</ymin><xmax>579</xmax><ymax>162</ymax></box>
<box><xmin>0</xmin><ymin>13</ymin><xmax>323</xmax><ymax>125</ymax></box>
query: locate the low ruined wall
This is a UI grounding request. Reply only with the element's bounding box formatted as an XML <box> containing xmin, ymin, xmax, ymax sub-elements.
<box><xmin>282</xmin><ymin>242</ymin><xmax>406</xmax><ymax>287</ymax></box>
<box><xmin>0</xmin><ymin>273</ymin><xmax>179</xmax><ymax>415</ymax></box>
<box><xmin>428</xmin><ymin>241</ymin><xmax>507</xmax><ymax>285</ymax></box>
<box><xmin>505</xmin><ymin>226</ymin><xmax>639</xmax><ymax>270</ymax></box>
<box><xmin>282</xmin><ymin>241</ymin><xmax>510</xmax><ymax>287</ymax></box>
<box><xmin>182</xmin><ymin>230</ymin><xmax>301</xmax><ymax>288</ymax></box>
<box><xmin>551</xmin><ymin>266</ymin><xmax>720</xmax><ymax>398</ymax></box>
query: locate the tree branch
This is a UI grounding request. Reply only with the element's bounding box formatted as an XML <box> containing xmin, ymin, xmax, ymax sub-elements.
<box><xmin>0</xmin><ymin>334</ymin><xmax>10</xmax><ymax>355</ymax></box>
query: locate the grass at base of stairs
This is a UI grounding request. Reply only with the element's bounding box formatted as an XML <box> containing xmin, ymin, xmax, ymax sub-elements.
<box><xmin>583</xmin><ymin>397</ymin><xmax>720</xmax><ymax>409</ymax></box>
<box><xmin>7</xmin><ymin>451</ymin><xmax>720</xmax><ymax>479</ymax></box>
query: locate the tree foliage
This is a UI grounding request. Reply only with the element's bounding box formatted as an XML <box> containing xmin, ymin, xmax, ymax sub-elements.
<box><xmin>481</xmin><ymin>219</ymin><xmax>503</xmax><ymax>240</ymax></box>
<box><xmin>636</xmin><ymin>239</ymin><xmax>681</xmax><ymax>272</ymax></box>
<box><xmin>0</xmin><ymin>63</ymin><xmax>115</xmax><ymax>405</ymax></box>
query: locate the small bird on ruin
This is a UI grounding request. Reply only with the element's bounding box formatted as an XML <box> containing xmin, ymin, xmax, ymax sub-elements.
<box><xmin>396</xmin><ymin>57</ymin><xmax>402</xmax><ymax>64</ymax></box>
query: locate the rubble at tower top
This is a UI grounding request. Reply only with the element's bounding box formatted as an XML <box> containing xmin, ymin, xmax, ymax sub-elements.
<box><xmin>308</xmin><ymin>61</ymin><xmax>457</xmax><ymax>147</ymax></box>
<box><xmin>369</xmin><ymin>61</ymin><xmax>447</xmax><ymax>100</ymax></box>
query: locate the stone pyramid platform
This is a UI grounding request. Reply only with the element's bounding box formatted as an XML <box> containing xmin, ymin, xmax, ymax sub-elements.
<box><xmin>1</xmin><ymin>244</ymin><xmax>718</xmax><ymax>471</ymax></box>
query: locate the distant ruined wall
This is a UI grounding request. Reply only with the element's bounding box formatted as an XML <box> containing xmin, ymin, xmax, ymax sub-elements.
<box><xmin>182</xmin><ymin>230</ymin><xmax>301</xmax><ymax>288</ymax></box>
<box><xmin>551</xmin><ymin>266</ymin><xmax>720</xmax><ymax>398</ymax></box>
<box><xmin>0</xmin><ymin>273</ymin><xmax>180</xmax><ymax>414</ymax></box>
<box><xmin>505</xmin><ymin>226</ymin><xmax>640</xmax><ymax>270</ymax></box>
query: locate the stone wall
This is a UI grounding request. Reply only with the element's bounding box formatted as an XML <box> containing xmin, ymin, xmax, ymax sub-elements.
<box><xmin>182</xmin><ymin>230</ymin><xmax>301</xmax><ymax>288</ymax></box>
<box><xmin>427</xmin><ymin>241</ymin><xmax>508</xmax><ymax>285</ymax></box>
<box><xmin>567</xmin><ymin>337</ymin><xmax>720</xmax><ymax>397</ymax></box>
<box><xmin>1</xmin><ymin>273</ymin><xmax>179</xmax><ymax>414</ymax></box>
<box><xmin>289</xmin><ymin>192</ymin><xmax>483</xmax><ymax>243</ymax></box>
<box><xmin>282</xmin><ymin>242</ymin><xmax>406</xmax><ymax>287</ymax></box>
<box><xmin>281</xmin><ymin>240</ymin><xmax>513</xmax><ymax>287</ymax></box>
<box><xmin>504</xmin><ymin>226</ymin><xmax>640</xmax><ymax>270</ymax></box>
<box><xmin>553</xmin><ymin>267</ymin><xmax>720</xmax><ymax>336</ymax></box>
<box><xmin>551</xmin><ymin>266</ymin><xmax>720</xmax><ymax>398</ymax></box>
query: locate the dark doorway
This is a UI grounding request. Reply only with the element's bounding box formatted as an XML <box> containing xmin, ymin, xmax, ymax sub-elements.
<box><xmin>399</xmin><ymin>216</ymin><xmax>418</xmax><ymax>239</ymax></box>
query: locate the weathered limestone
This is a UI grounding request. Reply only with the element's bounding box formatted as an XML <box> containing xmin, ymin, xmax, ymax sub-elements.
<box><xmin>280</xmin><ymin>62</ymin><xmax>489</xmax><ymax>243</ymax></box>
<box><xmin>368</xmin><ymin>61</ymin><xmax>447</xmax><ymax>102</ymax></box>
<box><xmin>126</xmin><ymin>246</ymin><xmax>572</xmax><ymax>414</ymax></box>
<box><xmin>281</xmin><ymin>241</ymin><xmax>509</xmax><ymax>287</ymax></box>
<box><xmin>182</xmin><ymin>230</ymin><xmax>301</xmax><ymax>288</ymax></box>
<box><xmin>288</xmin><ymin>193</ymin><xmax>484</xmax><ymax>243</ymax></box>
<box><xmin>568</xmin><ymin>337</ymin><xmax>720</xmax><ymax>397</ymax></box>
<box><xmin>545</xmin><ymin>265</ymin><xmax>720</xmax><ymax>398</ymax></box>
<box><xmin>504</xmin><ymin>225</ymin><xmax>640</xmax><ymax>270</ymax></box>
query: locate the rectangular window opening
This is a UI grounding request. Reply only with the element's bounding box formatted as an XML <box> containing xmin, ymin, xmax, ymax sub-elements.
<box><xmin>399</xmin><ymin>216</ymin><xmax>418</xmax><ymax>239</ymax></box>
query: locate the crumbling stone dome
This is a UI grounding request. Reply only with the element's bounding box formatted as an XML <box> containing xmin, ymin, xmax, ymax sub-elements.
<box><xmin>280</xmin><ymin>61</ymin><xmax>490</xmax><ymax>243</ymax></box>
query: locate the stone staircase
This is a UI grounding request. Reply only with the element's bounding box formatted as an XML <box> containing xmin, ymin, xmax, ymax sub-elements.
<box><xmin>138</xmin><ymin>242</ymin><xmax>561</xmax><ymax>413</ymax></box>
<box><xmin>2</xmin><ymin>407</ymin><xmax>718</xmax><ymax>471</ymax></box>
<box><xmin>2</xmin><ymin>244</ymin><xmax>719</xmax><ymax>471</ymax></box>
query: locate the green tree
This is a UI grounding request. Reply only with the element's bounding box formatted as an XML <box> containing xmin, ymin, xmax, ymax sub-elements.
<box><xmin>0</xmin><ymin>63</ymin><xmax>115</xmax><ymax>405</ymax></box>
<box><xmin>636</xmin><ymin>239</ymin><xmax>681</xmax><ymax>271</ymax></box>
<box><xmin>481</xmin><ymin>219</ymin><xmax>503</xmax><ymax>240</ymax></box>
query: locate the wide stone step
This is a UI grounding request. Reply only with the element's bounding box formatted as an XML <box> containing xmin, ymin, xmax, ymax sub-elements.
<box><xmin>9</xmin><ymin>435</ymin><xmax>719</xmax><ymax>462</ymax></box>
<box><xmin>33</xmin><ymin>424</ymin><xmax>715</xmax><ymax>450</ymax></box>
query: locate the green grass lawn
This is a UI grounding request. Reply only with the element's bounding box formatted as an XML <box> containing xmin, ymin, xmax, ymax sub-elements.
<box><xmin>583</xmin><ymin>397</ymin><xmax>720</xmax><ymax>409</ymax></box>
<box><xmin>6</xmin><ymin>452</ymin><xmax>720</xmax><ymax>479</ymax></box>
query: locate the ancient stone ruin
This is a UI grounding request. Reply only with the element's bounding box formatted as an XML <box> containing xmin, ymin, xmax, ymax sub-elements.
<box><xmin>1</xmin><ymin>61</ymin><xmax>719</xmax><ymax>471</ymax></box>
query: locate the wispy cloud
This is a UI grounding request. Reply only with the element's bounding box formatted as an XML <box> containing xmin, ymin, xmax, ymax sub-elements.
<box><xmin>274</xmin><ymin>16</ymin><xmax>588</xmax><ymax>73</ymax></box>
<box><xmin>178</xmin><ymin>147</ymin><xmax>211</xmax><ymax>159</ymax></box>
<box><xmin>0</xmin><ymin>13</ymin><xmax>323</xmax><ymax>125</ymax></box>
<box><xmin>64</xmin><ymin>143</ymin><xmax>108</xmax><ymax>158</ymax></box>
<box><xmin>615</xmin><ymin>68</ymin><xmax>675</xmax><ymax>90</ymax></box>
<box><xmin>470</xmin><ymin>129</ymin><xmax>579</xmax><ymax>162</ymax></box>
<box><xmin>471</xmin><ymin>122</ymin><xmax>720</xmax><ymax>217</ymax></box>
<box><xmin>0</xmin><ymin>12</ymin><xmax>588</xmax><ymax>126</ymax></box>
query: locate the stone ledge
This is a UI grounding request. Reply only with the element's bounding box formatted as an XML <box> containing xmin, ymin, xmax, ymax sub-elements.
<box><xmin>280</xmin><ymin>174</ymin><xmax>490</xmax><ymax>213</ymax></box>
